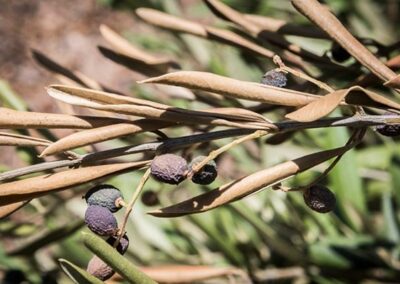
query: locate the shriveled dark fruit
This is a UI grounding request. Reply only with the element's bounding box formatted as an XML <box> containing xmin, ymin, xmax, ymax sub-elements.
<box><xmin>331</xmin><ymin>43</ymin><xmax>351</xmax><ymax>62</ymax></box>
<box><xmin>85</xmin><ymin>205</ymin><xmax>118</xmax><ymax>236</ymax></box>
<box><xmin>106</xmin><ymin>234</ymin><xmax>130</xmax><ymax>255</ymax></box>
<box><xmin>190</xmin><ymin>156</ymin><xmax>218</xmax><ymax>185</ymax></box>
<box><xmin>303</xmin><ymin>185</ymin><xmax>336</xmax><ymax>213</ymax></box>
<box><xmin>376</xmin><ymin>112</ymin><xmax>400</xmax><ymax>137</ymax></box>
<box><xmin>261</xmin><ymin>70</ymin><xmax>287</xmax><ymax>88</ymax></box>
<box><xmin>84</xmin><ymin>184</ymin><xmax>124</xmax><ymax>213</ymax></box>
<box><xmin>150</xmin><ymin>154</ymin><xmax>188</xmax><ymax>184</ymax></box>
<box><xmin>87</xmin><ymin>255</ymin><xmax>114</xmax><ymax>281</ymax></box>
<box><xmin>141</xmin><ymin>190</ymin><xmax>160</xmax><ymax>206</ymax></box>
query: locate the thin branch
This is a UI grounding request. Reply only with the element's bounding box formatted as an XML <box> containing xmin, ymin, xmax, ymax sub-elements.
<box><xmin>273</xmin><ymin>55</ymin><xmax>335</xmax><ymax>93</ymax></box>
<box><xmin>0</xmin><ymin>115</ymin><xmax>397</xmax><ymax>182</ymax></box>
<box><xmin>116</xmin><ymin>168</ymin><xmax>151</xmax><ymax>245</ymax></box>
<box><xmin>188</xmin><ymin>130</ymin><xmax>269</xmax><ymax>177</ymax></box>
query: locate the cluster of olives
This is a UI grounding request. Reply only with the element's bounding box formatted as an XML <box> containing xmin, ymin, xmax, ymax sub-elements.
<box><xmin>83</xmin><ymin>185</ymin><xmax>129</xmax><ymax>280</ymax></box>
<box><xmin>150</xmin><ymin>154</ymin><xmax>218</xmax><ymax>186</ymax></box>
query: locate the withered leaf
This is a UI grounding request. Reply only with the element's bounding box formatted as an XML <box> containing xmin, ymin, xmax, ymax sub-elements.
<box><xmin>40</xmin><ymin>121</ymin><xmax>173</xmax><ymax>157</ymax></box>
<box><xmin>384</xmin><ymin>74</ymin><xmax>400</xmax><ymax>89</ymax></box>
<box><xmin>0</xmin><ymin>161</ymin><xmax>149</xmax><ymax>206</ymax></box>
<box><xmin>136</xmin><ymin>8</ymin><xmax>275</xmax><ymax>59</ymax></box>
<box><xmin>0</xmin><ymin>107</ymin><xmax>127</xmax><ymax>129</ymax></box>
<box><xmin>47</xmin><ymin>85</ymin><xmax>274</xmax><ymax>129</ymax></box>
<box><xmin>149</xmin><ymin>145</ymin><xmax>351</xmax><ymax>217</ymax></box>
<box><xmin>139</xmin><ymin>71</ymin><xmax>319</xmax><ymax>106</ymax></box>
<box><xmin>286</xmin><ymin>86</ymin><xmax>400</xmax><ymax>122</ymax></box>
<box><xmin>244</xmin><ymin>14</ymin><xmax>328</xmax><ymax>39</ymax></box>
<box><xmin>0</xmin><ymin>132</ymin><xmax>50</xmax><ymax>146</ymax></box>
<box><xmin>291</xmin><ymin>0</ymin><xmax>397</xmax><ymax>83</ymax></box>
<box><xmin>133</xmin><ymin>265</ymin><xmax>249</xmax><ymax>284</ymax></box>
<box><xmin>32</xmin><ymin>50</ymin><xmax>102</xmax><ymax>90</ymax></box>
<box><xmin>100</xmin><ymin>24</ymin><xmax>176</xmax><ymax>66</ymax></box>
<box><xmin>136</xmin><ymin>8</ymin><xmax>207</xmax><ymax>37</ymax></box>
<box><xmin>203</xmin><ymin>26</ymin><xmax>274</xmax><ymax>58</ymax></box>
<box><xmin>98</xmin><ymin>46</ymin><xmax>170</xmax><ymax>77</ymax></box>
<box><xmin>0</xmin><ymin>201</ymin><xmax>30</xmax><ymax>219</ymax></box>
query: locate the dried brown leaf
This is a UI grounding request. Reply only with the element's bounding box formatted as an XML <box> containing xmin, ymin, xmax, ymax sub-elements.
<box><xmin>0</xmin><ymin>161</ymin><xmax>149</xmax><ymax>206</ymax></box>
<box><xmin>244</xmin><ymin>14</ymin><xmax>328</xmax><ymax>39</ymax></box>
<box><xmin>136</xmin><ymin>8</ymin><xmax>207</xmax><ymax>37</ymax></box>
<box><xmin>286</xmin><ymin>86</ymin><xmax>400</xmax><ymax>122</ymax></box>
<box><xmin>139</xmin><ymin>71</ymin><xmax>319</xmax><ymax>106</ymax></box>
<box><xmin>204</xmin><ymin>26</ymin><xmax>275</xmax><ymax>58</ymax></box>
<box><xmin>149</xmin><ymin>145</ymin><xmax>350</xmax><ymax>217</ymax></box>
<box><xmin>32</xmin><ymin>49</ymin><xmax>102</xmax><ymax>90</ymax></box>
<box><xmin>0</xmin><ymin>132</ymin><xmax>50</xmax><ymax>146</ymax></box>
<box><xmin>291</xmin><ymin>0</ymin><xmax>397</xmax><ymax>83</ymax></box>
<box><xmin>47</xmin><ymin>85</ymin><xmax>274</xmax><ymax>129</ymax></box>
<box><xmin>0</xmin><ymin>201</ymin><xmax>30</xmax><ymax>219</ymax></box>
<box><xmin>98</xmin><ymin>46</ymin><xmax>170</xmax><ymax>77</ymax></box>
<box><xmin>131</xmin><ymin>266</ymin><xmax>249</xmax><ymax>283</ymax></box>
<box><xmin>0</xmin><ymin>107</ymin><xmax>126</xmax><ymax>129</ymax></box>
<box><xmin>384</xmin><ymin>74</ymin><xmax>400</xmax><ymax>89</ymax></box>
<box><xmin>40</xmin><ymin>121</ymin><xmax>172</xmax><ymax>157</ymax></box>
<box><xmin>204</xmin><ymin>0</ymin><xmax>333</xmax><ymax>65</ymax></box>
<box><xmin>206</xmin><ymin>107</ymin><xmax>271</xmax><ymax>123</ymax></box>
<box><xmin>100</xmin><ymin>24</ymin><xmax>175</xmax><ymax>66</ymax></box>
<box><xmin>48</xmin><ymin>84</ymin><xmax>168</xmax><ymax>109</ymax></box>
<box><xmin>136</xmin><ymin>8</ymin><xmax>276</xmax><ymax>59</ymax></box>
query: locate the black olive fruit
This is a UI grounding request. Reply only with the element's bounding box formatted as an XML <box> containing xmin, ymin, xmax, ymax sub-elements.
<box><xmin>376</xmin><ymin>112</ymin><xmax>400</xmax><ymax>137</ymax></box>
<box><xmin>85</xmin><ymin>205</ymin><xmax>118</xmax><ymax>236</ymax></box>
<box><xmin>84</xmin><ymin>184</ymin><xmax>124</xmax><ymax>213</ymax></box>
<box><xmin>87</xmin><ymin>256</ymin><xmax>115</xmax><ymax>281</ymax></box>
<box><xmin>141</xmin><ymin>190</ymin><xmax>160</xmax><ymax>206</ymax></box>
<box><xmin>331</xmin><ymin>42</ymin><xmax>351</xmax><ymax>62</ymax></box>
<box><xmin>190</xmin><ymin>156</ymin><xmax>218</xmax><ymax>185</ymax></box>
<box><xmin>87</xmin><ymin>235</ymin><xmax>129</xmax><ymax>280</ymax></box>
<box><xmin>106</xmin><ymin>234</ymin><xmax>130</xmax><ymax>255</ymax></box>
<box><xmin>150</xmin><ymin>154</ymin><xmax>188</xmax><ymax>184</ymax></box>
<box><xmin>261</xmin><ymin>70</ymin><xmax>287</xmax><ymax>88</ymax></box>
<box><xmin>303</xmin><ymin>184</ymin><xmax>336</xmax><ymax>213</ymax></box>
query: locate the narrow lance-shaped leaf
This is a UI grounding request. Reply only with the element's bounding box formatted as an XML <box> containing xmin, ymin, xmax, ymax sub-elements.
<box><xmin>48</xmin><ymin>85</ymin><xmax>267</xmax><ymax>123</ymax></box>
<box><xmin>244</xmin><ymin>13</ymin><xmax>328</xmax><ymax>39</ymax></box>
<box><xmin>0</xmin><ymin>161</ymin><xmax>149</xmax><ymax>206</ymax></box>
<box><xmin>32</xmin><ymin>50</ymin><xmax>102</xmax><ymax>90</ymax></box>
<box><xmin>82</xmin><ymin>232</ymin><xmax>157</xmax><ymax>284</ymax></box>
<box><xmin>135</xmin><ymin>8</ymin><xmax>275</xmax><ymax>59</ymax></box>
<box><xmin>291</xmin><ymin>0</ymin><xmax>397</xmax><ymax>83</ymax></box>
<box><xmin>100</xmin><ymin>24</ymin><xmax>176</xmax><ymax>66</ymax></box>
<box><xmin>139</xmin><ymin>71</ymin><xmax>319</xmax><ymax>106</ymax></box>
<box><xmin>203</xmin><ymin>0</ymin><xmax>335</xmax><ymax>66</ymax></box>
<box><xmin>0</xmin><ymin>201</ymin><xmax>30</xmax><ymax>220</ymax></box>
<box><xmin>0</xmin><ymin>132</ymin><xmax>50</xmax><ymax>146</ymax></box>
<box><xmin>98</xmin><ymin>46</ymin><xmax>169</xmax><ymax>77</ymax></box>
<box><xmin>40</xmin><ymin>121</ymin><xmax>173</xmax><ymax>157</ymax></box>
<box><xmin>59</xmin><ymin>259</ymin><xmax>104</xmax><ymax>284</ymax></box>
<box><xmin>0</xmin><ymin>107</ymin><xmax>128</xmax><ymax>129</ymax></box>
<box><xmin>121</xmin><ymin>265</ymin><xmax>249</xmax><ymax>284</ymax></box>
<box><xmin>149</xmin><ymin>145</ymin><xmax>352</xmax><ymax>217</ymax></box>
<box><xmin>47</xmin><ymin>85</ymin><xmax>274</xmax><ymax>129</ymax></box>
<box><xmin>286</xmin><ymin>86</ymin><xmax>400</xmax><ymax>122</ymax></box>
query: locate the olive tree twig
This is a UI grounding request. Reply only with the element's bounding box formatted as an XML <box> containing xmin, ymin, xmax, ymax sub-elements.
<box><xmin>1</xmin><ymin>114</ymin><xmax>397</xmax><ymax>183</ymax></box>
<box><xmin>188</xmin><ymin>130</ymin><xmax>269</xmax><ymax>177</ymax></box>
<box><xmin>115</xmin><ymin>168</ymin><xmax>152</xmax><ymax>246</ymax></box>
